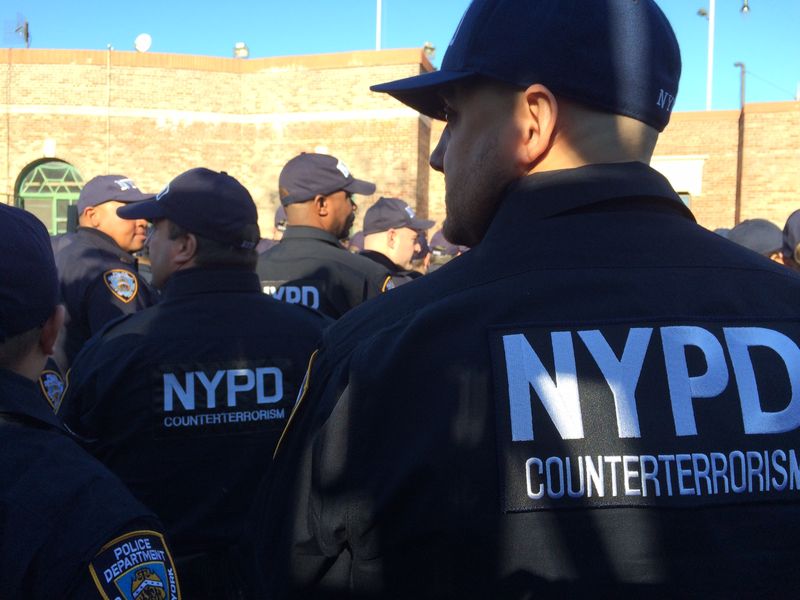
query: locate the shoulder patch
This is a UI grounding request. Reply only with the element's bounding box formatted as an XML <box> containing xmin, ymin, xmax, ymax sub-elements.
<box><xmin>104</xmin><ymin>269</ymin><xmax>139</xmax><ymax>304</ymax></box>
<box><xmin>381</xmin><ymin>275</ymin><xmax>395</xmax><ymax>292</ymax></box>
<box><xmin>88</xmin><ymin>530</ymin><xmax>181</xmax><ymax>600</ymax></box>
<box><xmin>38</xmin><ymin>370</ymin><xmax>65</xmax><ymax>413</ymax></box>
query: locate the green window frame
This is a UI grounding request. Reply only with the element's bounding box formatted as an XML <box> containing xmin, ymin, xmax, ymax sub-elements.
<box><xmin>16</xmin><ymin>161</ymin><xmax>84</xmax><ymax>235</ymax></box>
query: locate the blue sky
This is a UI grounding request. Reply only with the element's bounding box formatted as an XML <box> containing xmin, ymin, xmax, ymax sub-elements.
<box><xmin>5</xmin><ymin>0</ymin><xmax>799</xmax><ymax>113</ymax></box>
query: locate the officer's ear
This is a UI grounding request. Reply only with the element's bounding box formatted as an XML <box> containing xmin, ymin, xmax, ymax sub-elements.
<box><xmin>173</xmin><ymin>232</ymin><xmax>198</xmax><ymax>265</ymax></box>
<box><xmin>39</xmin><ymin>305</ymin><xmax>65</xmax><ymax>356</ymax></box>
<box><xmin>315</xmin><ymin>195</ymin><xmax>329</xmax><ymax>217</ymax></box>
<box><xmin>387</xmin><ymin>228</ymin><xmax>397</xmax><ymax>248</ymax></box>
<box><xmin>518</xmin><ymin>83</ymin><xmax>558</xmax><ymax>169</ymax></box>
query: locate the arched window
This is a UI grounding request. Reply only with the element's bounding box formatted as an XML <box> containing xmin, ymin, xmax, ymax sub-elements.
<box><xmin>16</xmin><ymin>160</ymin><xmax>84</xmax><ymax>235</ymax></box>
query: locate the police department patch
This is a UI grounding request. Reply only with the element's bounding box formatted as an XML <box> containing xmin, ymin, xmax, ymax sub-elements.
<box><xmin>104</xmin><ymin>269</ymin><xmax>139</xmax><ymax>304</ymax></box>
<box><xmin>38</xmin><ymin>370</ymin><xmax>65</xmax><ymax>412</ymax></box>
<box><xmin>89</xmin><ymin>530</ymin><xmax>180</xmax><ymax>600</ymax></box>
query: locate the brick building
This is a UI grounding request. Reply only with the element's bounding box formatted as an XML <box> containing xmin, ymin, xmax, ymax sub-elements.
<box><xmin>2</xmin><ymin>47</ymin><xmax>799</xmax><ymax>235</ymax></box>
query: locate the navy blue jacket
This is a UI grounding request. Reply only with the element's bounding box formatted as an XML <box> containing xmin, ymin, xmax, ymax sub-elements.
<box><xmin>0</xmin><ymin>368</ymin><xmax>180</xmax><ymax>599</ymax></box>
<box><xmin>245</xmin><ymin>163</ymin><xmax>800</xmax><ymax>598</ymax></box>
<box><xmin>54</xmin><ymin>227</ymin><xmax>157</xmax><ymax>367</ymax></box>
<box><xmin>257</xmin><ymin>226</ymin><xmax>392</xmax><ymax>318</ymax></box>
<box><xmin>60</xmin><ymin>267</ymin><xmax>329</xmax><ymax>597</ymax></box>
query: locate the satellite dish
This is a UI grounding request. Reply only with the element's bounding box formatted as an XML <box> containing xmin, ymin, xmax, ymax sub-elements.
<box><xmin>134</xmin><ymin>33</ymin><xmax>152</xmax><ymax>53</ymax></box>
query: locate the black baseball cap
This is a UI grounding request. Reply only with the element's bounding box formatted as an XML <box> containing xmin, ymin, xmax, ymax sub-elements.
<box><xmin>117</xmin><ymin>168</ymin><xmax>259</xmax><ymax>249</ymax></box>
<box><xmin>371</xmin><ymin>0</ymin><xmax>681</xmax><ymax>132</ymax></box>
<box><xmin>363</xmin><ymin>197</ymin><xmax>435</xmax><ymax>235</ymax></box>
<box><xmin>0</xmin><ymin>205</ymin><xmax>59</xmax><ymax>341</ymax></box>
<box><xmin>278</xmin><ymin>153</ymin><xmax>376</xmax><ymax>206</ymax></box>
<box><xmin>430</xmin><ymin>229</ymin><xmax>469</xmax><ymax>257</ymax></box>
<box><xmin>782</xmin><ymin>209</ymin><xmax>800</xmax><ymax>262</ymax></box>
<box><xmin>728</xmin><ymin>219</ymin><xmax>783</xmax><ymax>257</ymax></box>
<box><xmin>77</xmin><ymin>175</ymin><xmax>154</xmax><ymax>213</ymax></box>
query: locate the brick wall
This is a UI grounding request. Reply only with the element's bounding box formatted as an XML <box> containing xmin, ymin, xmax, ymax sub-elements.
<box><xmin>2</xmin><ymin>48</ymin><xmax>799</xmax><ymax>236</ymax></box>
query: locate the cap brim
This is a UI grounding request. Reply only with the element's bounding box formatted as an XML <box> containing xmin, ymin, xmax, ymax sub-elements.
<box><xmin>117</xmin><ymin>199</ymin><xmax>167</xmax><ymax>221</ymax></box>
<box><xmin>410</xmin><ymin>218</ymin><xmax>436</xmax><ymax>231</ymax></box>
<box><xmin>370</xmin><ymin>70</ymin><xmax>476</xmax><ymax>119</ymax></box>
<box><xmin>343</xmin><ymin>178</ymin><xmax>377</xmax><ymax>196</ymax></box>
<box><xmin>115</xmin><ymin>190</ymin><xmax>156</xmax><ymax>203</ymax></box>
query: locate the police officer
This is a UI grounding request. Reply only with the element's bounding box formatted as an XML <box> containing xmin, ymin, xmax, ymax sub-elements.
<box><xmin>727</xmin><ymin>218</ymin><xmax>783</xmax><ymax>259</ymax></box>
<box><xmin>0</xmin><ymin>204</ymin><xmax>181</xmax><ymax>599</ymax></box>
<box><xmin>59</xmin><ymin>168</ymin><xmax>329</xmax><ymax>598</ymax></box>
<box><xmin>359</xmin><ymin>197</ymin><xmax>434</xmax><ymax>286</ymax></box>
<box><xmin>54</xmin><ymin>174</ymin><xmax>157</xmax><ymax>368</ymax></box>
<box><xmin>246</xmin><ymin>1</ymin><xmax>800</xmax><ymax>597</ymax></box>
<box><xmin>778</xmin><ymin>209</ymin><xmax>800</xmax><ymax>271</ymax></box>
<box><xmin>256</xmin><ymin>204</ymin><xmax>288</xmax><ymax>253</ymax></box>
<box><xmin>428</xmin><ymin>228</ymin><xmax>469</xmax><ymax>272</ymax></box>
<box><xmin>256</xmin><ymin>153</ymin><xmax>392</xmax><ymax>318</ymax></box>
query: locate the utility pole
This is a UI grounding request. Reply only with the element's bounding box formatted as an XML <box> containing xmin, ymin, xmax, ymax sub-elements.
<box><xmin>734</xmin><ymin>62</ymin><xmax>746</xmax><ymax>225</ymax></box>
<box><xmin>376</xmin><ymin>0</ymin><xmax>382</xmax><ymax>51</ymax></box>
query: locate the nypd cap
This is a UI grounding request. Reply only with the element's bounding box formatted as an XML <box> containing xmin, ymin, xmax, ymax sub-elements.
<box><xmin>279</xmin><ymin>153</ymin><xmax>376</xmax><ymax>206</ymax></box>
<box><xmin>77</xmin><ymin>175</ymin><xmax>154</xmax><ymax>213</ymax></box>
<box><xmin>430</xmin><ymin>229</ymin><xmax>469</xmax><ymax>257</ymax></box>
<box><xmin>118</xmin><ymin>168</ymin><xmax>259</xmax><ymax>249</ymax></box>
<box><xmin>783</xmin><ymin>209</ymin><xmax>800</xmax><ymax>262</ymax></box>
<box><xmin>0</xmin><ymin>205</ymin><xmax>58</xmax><ymax>341</ymax></box>
<box><xmin>363</xmin><ymin>197</ymin><xmax>435</xmax><ymax>235</ymax></box>
<box><xmin>728</xmin><ymin>219</ymin><xmax>783</xmax><ymax>257</ymax></box>
<box><xmin>371</xmin><ymin>0</ymin><xmax>681</xmax><ymax>131</ymax></box>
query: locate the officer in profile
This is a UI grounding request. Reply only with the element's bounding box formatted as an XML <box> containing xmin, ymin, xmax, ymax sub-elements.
<box><xmin>0</xmin><ymin>204</ymin><xmax>181</xmax><ymax>599</ymax></box>
<box><xmin>246</xmin><ymin>1</ymin><xmax>800</xmax><ymax>597</ymax></box>
<box><xmin>54</xmin><ymin>174</ymin><xmax>157</xmax><ymax>369</ymax></box>
<box><xmin>360</xmin><ymin>196</ymin><xmax>434</xmax><ymax>286</ymax></box>
<box><xmin>58</xmin><ymin>168</ymin><xmax>328</xmax><ymax>598</ymax></box>
<box><xmin>256</xmin><ymin>152</ymin><xmax>392</xmax><ymax>318</ymax></box>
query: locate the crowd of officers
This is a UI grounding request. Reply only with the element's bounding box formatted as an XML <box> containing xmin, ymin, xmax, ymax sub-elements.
<box><xmin>4</xmin><ymin>0</ymin><xmax>800</xmax><ymax>598</ymax></box>
<box><xmin>2</xmin><ymin>151</ymin><xmax>466</xmax><ymax>598</ymax></box>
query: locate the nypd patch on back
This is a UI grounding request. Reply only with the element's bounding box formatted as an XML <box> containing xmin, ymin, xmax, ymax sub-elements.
<box><xmin>38</xmin><ymin>369</ymin><xmax>65</xmax><ymax>412</ymax></box>
<box><xmin>154</xmin><ymin>359</ymin><xmax>295</xmax><ymax>439</ymax></box>
<box><xmin>104</xmin><ymin>269</ymin><xmax>139</xmax><ymax>304</ymax></box>
<box><xmin>88</xmin><ymin>530</ymin><xmax>180</xmax><ymax>600</ymax></box>
<box><xmin>489</xmin><ymin>321</ymin><xmax>800</xmax><ymax>512</ymax></box>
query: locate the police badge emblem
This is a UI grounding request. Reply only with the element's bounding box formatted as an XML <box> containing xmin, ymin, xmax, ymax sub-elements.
<box><xmin>104</xmin><ymin>269</ymin><xmax>139</xmax><ymax>303</ymax></box>
<box><xmin>89</xmin><ymin>530</ymin><xmax>181</xmax><ymax>600</ymax></box>
<box><xmin>38</xmin><ymin>370</ymin><xmax>65</xmax><ymax>412</ymax></box>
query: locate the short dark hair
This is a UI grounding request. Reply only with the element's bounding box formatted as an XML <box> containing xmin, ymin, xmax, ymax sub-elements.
<box><xmin>167</xmin><ymin>221</ymin><xmax>259</xmax><ymax>270</ymax></box>
<box><xmin>0</xmin><ymin>327</ymin><xmax>41</xmax><ymax>370</ymax></box>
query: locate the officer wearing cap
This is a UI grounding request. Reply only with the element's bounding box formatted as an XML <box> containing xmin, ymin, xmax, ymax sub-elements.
<box><xmin>0</xmin><ymin>204</ymin><xmax>181</xmax><ymax>599</ymax></box>
<box><xmin>429</xmin><ymin>228</ymin><xmax>469</xmax><ymax>272</ymax></box>
<box><xmin>246</xmin><ymin>1</ymin><xmax>800</xmax><ymax>597</ymax></box>
<box><xmin>778</xmin><ymin>209</ymin><xmax>800</xmax><ymax>271</ymax></box>
<box><xmin>256</xmin><ymin>204</ymin><xmax>288</xmax><ymax>253</ymax></box>
<box><xmin>360</xmin><ymin>196</ymin><xmax>434</xmax><ymax>286</ymax></box>
<box><xmin>256</xmin><ymin>153</ymin><xmax>393</xmax><ymax>318</ymax></box>
<box><xmin>727</xmin><ymin>218</ymin><xmax>783</xmax><ymax>259</ymax></box>
<box><xmin>54</xmin><ymin>174</ymin><xmax>157</xmax><ymax>369</ymax></box>
<box><xmin>59</xmin><ymin>168</ymin><xmax>328</xmax><ymax>598</ymax></box>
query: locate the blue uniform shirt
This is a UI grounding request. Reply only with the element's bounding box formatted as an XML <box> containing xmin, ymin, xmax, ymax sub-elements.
<box><xmin>245</xmin><ymin>162</ymin><xmax>800</xmax><ymax>598</ymax></box>
<box><xmin>54</xmin><ymin>227</ymin><xmax>157</xmax><ymax>367</ymax></box>
<box><xmin>59</xmin><ymin>267</ymin><xmax>329</xmax><ymax>597</ymax></box>
<box><xmin>0</xmin><ymin>368</ymin><xmax>180</xmax><ymax>599</ymax></box>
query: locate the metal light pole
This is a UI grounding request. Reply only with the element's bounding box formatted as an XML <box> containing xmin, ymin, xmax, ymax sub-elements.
<box><xmin>376</xmin><ymin>0</ymin><xmax>382</xmax><ymax>51</ymax></box>
<box><xmin>734</xmin><ymin>61</ymin><xmax>746</xmax><ymax>225</ymax></box>
<box><xmin>705</xmin><ymin>0</ymin><xmax>716</xmax><ymax>110</ymax></box>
